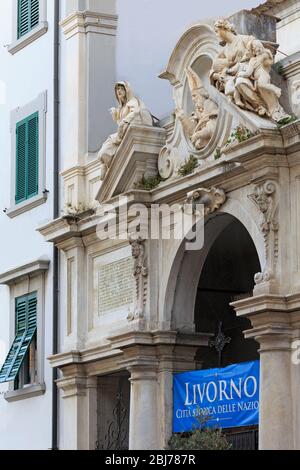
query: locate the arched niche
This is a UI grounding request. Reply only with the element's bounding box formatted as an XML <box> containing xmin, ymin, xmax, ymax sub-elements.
<box><xmin>158</xmin><ymin>23</ymin><xmax>233</xmax><ymax>177</ymax></box>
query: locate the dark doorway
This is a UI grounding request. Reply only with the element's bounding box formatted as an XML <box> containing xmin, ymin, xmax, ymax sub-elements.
<box><xmin>194</xmin><ymin>218</ymin><xmax>260</xmax><ymax>449</ymax></box>
<box><xmin>96</xmin><ymin>372</ymin><xmax>130</xmax><ymax>450</ymax></box>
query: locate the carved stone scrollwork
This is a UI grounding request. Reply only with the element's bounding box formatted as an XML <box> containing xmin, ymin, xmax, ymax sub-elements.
<box><xmin>127</xmin><ymin>237</ymin><xmax>148</xmax><ymax>321</ymax></box>
<box><xmin>248</xmin><ymin>181</ymin><xmax>279</xmax><ymax>284</ymax></box>
<box><xmin>158</xmin><ymin>146</ymin><xmax>177</xmax><ymax>180</ymax></box>
<box><xmin>185</xmin><ymin>187</ymin><xmax>226</xmax><ymax>216</ymax></box>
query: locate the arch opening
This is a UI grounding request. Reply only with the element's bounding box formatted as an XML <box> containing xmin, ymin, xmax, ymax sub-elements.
<box><xmin>194</xmin><ymin>218</ymin><xmax>260</xmax><ymax>369</ymax></box>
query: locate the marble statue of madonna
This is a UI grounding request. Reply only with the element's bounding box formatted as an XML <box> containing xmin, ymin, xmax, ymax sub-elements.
<box><xmin>210</xmin><ymin>18</ymin><xmax>290</xmax><ymax>123</ymax></box>
<box><xmin>98</xmin><ymin>81</ymin><xmax>153</xmax><ymax>180</ymax></box>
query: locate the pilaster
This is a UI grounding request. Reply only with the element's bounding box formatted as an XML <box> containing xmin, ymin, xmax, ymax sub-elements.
<box><xmin>232</xmin><ymin>293</ymin><xmax>300</xmax><ymax>450</ymax></box>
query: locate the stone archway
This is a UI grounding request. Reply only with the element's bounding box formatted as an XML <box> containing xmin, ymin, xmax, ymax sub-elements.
<box><xmin>162</xmin><ymin>211</ymin><xmax>263</xmax><ymax>449</ymax></box>
<box><xmin>194</xmin><ymin>217</ymin><xmax>260</xmax><ymax>369</ymax></box>
<box><xmin>164</xmin><ymin>210</ymin><xmax>264</xmax><ymax>333</ymax></box>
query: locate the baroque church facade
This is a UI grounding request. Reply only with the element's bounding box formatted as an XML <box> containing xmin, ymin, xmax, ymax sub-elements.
<box><xmin>1</xmin><ymin>0</ymin><xmax>300</xmax><ymax>450</ymax></box>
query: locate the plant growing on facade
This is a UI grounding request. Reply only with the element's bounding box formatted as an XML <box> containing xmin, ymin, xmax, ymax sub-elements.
<box><xmin>277</xmin><ymin>115</ymin><xmax>297</xmax><ymax>128</ymax></box>
<box><xmin>64</xmin><ymin>202</ymin><xmax>96</xmax><ymax>217</ymax></box>
<box><xmin>177</xmin><ymin>155</ymin><xmax>199</xmax><ymax>177</ymax></box>
<box><xmin>214</xmin><ymin>147</ymin><xmax>222</xmax><ymax>160</ymax></box>
<box><xmin>226</xmin><ymin>126</ymin><xmax>255</xmax><ymax>146</ymax></box>
<box><xmin>273</xmin><ymin>63</ymin><xmax>284</xmax><ymax>77</ymax></box>
<box><xmin>167</xmin><ymin>427</ymin><xmax>231</xmax><ymax>450</ymax></box>
<box><xmin>134</xmin><ymin>174</ymin><xmax>163</xmax><ymax>191</ymax></box>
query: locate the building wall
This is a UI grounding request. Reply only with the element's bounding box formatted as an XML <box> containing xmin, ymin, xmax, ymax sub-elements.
<box><xmin>0</xmin><ymin>0</ymin><xmax>54</xmax><ymax>450</ymax></box>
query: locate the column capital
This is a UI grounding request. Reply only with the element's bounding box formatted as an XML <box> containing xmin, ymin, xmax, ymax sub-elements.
<box><xmin>231</xmin><ymin>293</ymin><xmax>300</xmax><ymax>351</ymax></box>
<box><xmin>56</xmin><ymin>375</ymin><xmax>87</xmax><ymax>398</ymax></box>
<box><xmin>55</xmin><ymin>363</ymin><xmax>88</xmax><ymax>398</ymax></box>
<box><xmin>60</xmin><ymin>11</ymin><xmax>118</xmax><ymax>40</ymax></box>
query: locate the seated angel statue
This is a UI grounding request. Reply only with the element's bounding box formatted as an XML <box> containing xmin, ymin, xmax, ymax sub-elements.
<box><xmin>176</xmin><ymin>68</ymin><xmax>218</xmax><ymax>150</ymax></box>
<box><xmin>98</xmin><ymin>81</ymin><xmax>153</xmax><ymax>180</ymax></box>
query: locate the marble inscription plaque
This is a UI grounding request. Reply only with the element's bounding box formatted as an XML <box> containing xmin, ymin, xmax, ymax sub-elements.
<box><xmin>98</xmin><ymin>257</ymin><xmax>134</xmax><ymax>315</ymax></box>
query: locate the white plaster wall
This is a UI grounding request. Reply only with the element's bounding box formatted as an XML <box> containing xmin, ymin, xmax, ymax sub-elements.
<box><xmin>277</xmin><ymin>17</ymin><xmax>300</xmax><ymax>58</ymax></box>
<box><xmin>0</xmin><ymin>0</ymin><xmax>54</xmax><ymax>450</ymax></box>
<box><xmin>115</xmin><ymin>0</ymin><xmax>262</xmax><ymax>119</ymax></box>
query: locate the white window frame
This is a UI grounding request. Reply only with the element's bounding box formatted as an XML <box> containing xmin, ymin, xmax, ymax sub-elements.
<box><xmin>8</xmin><ymin>0</ymin><xmax>48</xmax><ymax>55</ymax></box>
<box><xmin>6</xmin><ymin>91</ymin><xmax>48</xmax><ymax>218</ymax></box>
<box><xmin>0</xmin><ymin>258</ymin><xmax>49</xmax><ymax>402</ymax></box>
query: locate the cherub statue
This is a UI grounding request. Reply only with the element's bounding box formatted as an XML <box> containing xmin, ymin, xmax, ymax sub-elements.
<box><xmin>98</xmin><ymin>82</ymin><xmax>153</xmax><ymax>180</ymax></box>
<box><xmin>176</xmin><ymin>68</ymin><xmax>218</xmax><ymax>150</ymax></box>
<box><xmin>235</xmin><ymin>39</ymin><xmax>289</xmax><ymax>122</ymax></box>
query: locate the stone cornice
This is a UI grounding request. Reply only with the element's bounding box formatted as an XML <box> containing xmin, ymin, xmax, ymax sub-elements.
<box><xmin>60</xmin><ymin>10</ymin><xmax>118</xmax><ymax>39</ymax></box>
<box><xmin>0</xmin><ymin>258</ymin><xmax>50</xmax><ymax>286</ymax></box>
<box><xmin>37</xmin><ymin>217</ymin><xmax>80</xmax><ymax>244</ymax></box>
<box><xmin>231</xmin><ymin>292</ymin><xmax>300</xmax><ymax>315</ymax></box>
<box><xmin>47</xmin><ymin>331</ymin><xmax>211</xmax><ymax>372</ymax></box>
<box><xmin>222</xmin><ymin>130</ymin><xmax>285</xmax><ymax>162</ymax></box>
<box><xmin>48</xmin><ymin>344</ymin><xmax>122</xmax><ymax>370</ymax></box>
<box><xmin>231</xmin><ymin>293</ymin><xmax>300</xmax><ymax>349</ymax></box>
<box><xmin>251</xmin><ymin>0</ymin><xmax>287</xmax><ymax>16</ymax></box>
<box><xmin>61</xmin><ymin>158</ymin><xmax>100</xmax><ymax>180</ymax></box>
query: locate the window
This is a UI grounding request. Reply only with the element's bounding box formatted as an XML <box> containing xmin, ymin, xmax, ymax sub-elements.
<box><xmin>8</xmin><ymin>0</ymin><xmax>48</xmax><ymax>55</ymax></box>
<box><xmin>0</xmin><ymin>293</ymin><xmax>37</xmax><ymax>387</ymax></box>
<box><xmin>0</xmin><ymin>258</ymin><xmax>49</xmax><ymax>401</ymax></box>
<box><xmin>7</xmin><ymin>91</ymin><xmax>47</xmax><ymax>218</ymax></box>
<box><xmin>18</xmin><ymin>0</ymin><xmax>39</xmax><ymax>39</ymax></box>
<box><xmin>16</xmin><ymin>112</ymin><xmax>39</xmax><ymax>204</ymax></box>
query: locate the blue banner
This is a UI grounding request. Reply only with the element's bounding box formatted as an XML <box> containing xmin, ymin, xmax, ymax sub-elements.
<box><xmin>173</xmin><ymin>360</ymin><xmax>259</xmax><ymax>432</ymax></box>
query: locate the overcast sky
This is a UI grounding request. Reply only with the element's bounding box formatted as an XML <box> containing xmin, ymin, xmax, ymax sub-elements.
<box><xmin>116</xmin><ymin>0</ymin><xmax>264</xmax><ymax>117</ymax></box>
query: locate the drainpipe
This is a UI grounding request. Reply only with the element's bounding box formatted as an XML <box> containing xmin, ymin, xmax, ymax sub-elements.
<box><xmin>52</xmin><ymin>0</ymin><xmax>60</xmax><ymax>451</ymax></box>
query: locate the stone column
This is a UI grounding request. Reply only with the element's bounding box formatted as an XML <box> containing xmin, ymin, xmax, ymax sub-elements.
<box><xmin>56</xmin><ymin>366</ymin><xmax>98</xmax><ymax>450</ymax></box>
<box><xmin>110</xmin><ymin>331</ymin><xmax>212</xmax><ymax>450</ymax></box>
<box><xmin>232</xmin><ymin>295</ymin><xmax>294</xmax><ymax>450</ymax></box>
<box><xmin>128</xmin><ymin>362</ymin><xmax>159</xmax><ymax>450</ymax></box>
<box><xmin>156</xmin><ymin>333</ymin><xmax>212</xmax><ymax>449</ymax></box>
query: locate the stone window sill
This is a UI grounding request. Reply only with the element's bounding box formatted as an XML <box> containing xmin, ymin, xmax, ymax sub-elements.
<box><xmin>4</xmin><ymin>383</ymin><xmax>46</xmax><ymax>402</ymax></box>
<box><xmin>8</xmin><ymin>22</ymin><xmax>48</xmax><ymax>55</ymax></box>
<box><xmin>5</xmin><ymin>193</ymin><xmax>48</xmax><ymax>219</ymax></box>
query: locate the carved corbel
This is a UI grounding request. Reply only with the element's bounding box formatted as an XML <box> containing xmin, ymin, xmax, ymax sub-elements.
<box><xmin>248</xmin><ymin>180</ymin><xmax>279</xmax><ymax>284</ymax></box>
<box><xmin>127</xmin><ymin>237</ymin><xmax>148</xmax><ymax>321</ymax></box>
<box><xmin>185</xmin><ymin>187</ymin><xmax>226</xmax><ymax>216</ymax></box>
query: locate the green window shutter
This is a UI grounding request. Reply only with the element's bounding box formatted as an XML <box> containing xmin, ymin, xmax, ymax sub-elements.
<box><xmin>0</xmin><ymin>294</ymin><xmax>37</xmax><ymax>384</ymax></box>
<box><xmin>30</xmin><ymin>0</ymin><xmax>39</xmax><ymax>30</ymax></box>
<box><xmin>18</xmin><ymin>0</ymin><xmax>40</xmax><ymax>39</ymax></box>
<box><xmin>27</xmin><ymin>113</ymin><xmax>39</xmax><ymax>198</ymax></box>
<box><xmin>16</xmin><ymin>121</ymin><xmax>27</xmax><ymax>203</ymax></box>
<box><xmin>15</xmin><ymin>112</ymin><xmax>39</xmax><ymax>204</ymax></box>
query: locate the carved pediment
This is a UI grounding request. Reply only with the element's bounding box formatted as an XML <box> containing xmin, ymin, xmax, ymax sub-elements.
<box><xmin>95</xmin><ymin>125</ymin><xmax>166</xmax><ymax>203</ymax></box>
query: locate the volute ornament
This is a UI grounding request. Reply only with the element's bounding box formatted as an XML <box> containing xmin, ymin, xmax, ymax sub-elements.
<box><xmin>248</xmin><ymin>181</ymin><xmax>279</xmax><ymax>284</ymax></box>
